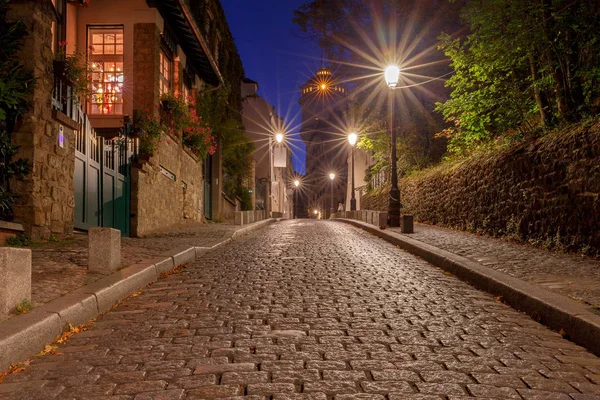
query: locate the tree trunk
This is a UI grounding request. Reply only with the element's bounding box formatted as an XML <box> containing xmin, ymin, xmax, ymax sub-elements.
<box><xmin>528</xmin><ymin>54</ymin><xmax>552</xmax><ymax>127</ymax></box>
<box><xmin>540</xmin><ymin>0</ymin><xmax>570</xmax><ymax>121</ymax></box>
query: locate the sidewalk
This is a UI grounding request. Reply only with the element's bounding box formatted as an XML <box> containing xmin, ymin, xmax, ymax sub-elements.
<box><xmin>393</xmin><ymin>223</ymin><xmax>600</xmax><ymax>308</ymax></box>
<box><xmin>338</xmin><ymin>217</ymin><xmax>600</xmax><ymax>356</ymax></box>
<box><xmin>0</xmin><ymin>218</ymin><xmax>275</xmax><ymax>369</ymax></box>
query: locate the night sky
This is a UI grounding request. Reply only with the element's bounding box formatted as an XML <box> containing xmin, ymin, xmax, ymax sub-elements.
<box><xmin>220</xmin><ymin>0</ymin><xmax>322</xmax><ymax>175</ymax></box>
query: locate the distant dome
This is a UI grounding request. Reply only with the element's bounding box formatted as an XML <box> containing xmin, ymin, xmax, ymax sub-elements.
<box><xmin>300</xmin><ymin>67</ymin><xmax>346</xmax><ymax>97</ymax></box>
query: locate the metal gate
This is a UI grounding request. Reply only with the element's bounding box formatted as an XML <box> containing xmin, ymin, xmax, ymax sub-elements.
<box><xmin>73</xmin><ymin>114</ymin><xmax>134</xmax><ymax>236</ymax></box>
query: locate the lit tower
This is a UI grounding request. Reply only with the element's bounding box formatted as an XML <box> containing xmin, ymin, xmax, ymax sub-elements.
<box><xmin>299</xmin><ymin>67</ymin><xmax>348</xmax><ymax>216</ymax></box>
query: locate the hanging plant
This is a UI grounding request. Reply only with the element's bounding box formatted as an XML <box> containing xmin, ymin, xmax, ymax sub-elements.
<box><xmin>136</xmin><ymin>108</ymin><xmax>165</xmax><ymax>156</ymax></box>
<box><xmin>160</xmin><ymin>92</ymin><xmax>191</xmax><ymax>136</ymax></box>
<box><xmin>53</xmin><ymin>41</ymin><xmax>94</xmax><ymax>99</ymax></box>
<box><xmin>182</xmin><ymin>108</ymin><xmax>216</xmax><ymax>159</ymax></box>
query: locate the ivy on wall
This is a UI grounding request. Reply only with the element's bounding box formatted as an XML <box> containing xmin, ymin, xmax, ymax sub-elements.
<box><xmin>0</xmin><ymin>0</ymin><xmax>33</xmax><ymax>221</ymax></box>
<box><xmin>189</xmin><ymin>0</ymin><xmax>254</xmax><ymax>210</ymax></box>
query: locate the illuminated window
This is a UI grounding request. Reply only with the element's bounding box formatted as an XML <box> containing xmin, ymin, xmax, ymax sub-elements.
<box><xmin>159</xmin><ymin>52</ymin><xmax>172</xmax><ymax>96</ymax></box>
<box><xmin>89</xmin><ymin>27</ymin><xmax>124</xmax><ymax>115</ymax></box>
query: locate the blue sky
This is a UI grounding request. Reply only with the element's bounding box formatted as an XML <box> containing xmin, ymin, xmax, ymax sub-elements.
<box><xmin>220</xmin><ymin>0</ymin><xmax>323</xmax><ymax>174</ymax></box>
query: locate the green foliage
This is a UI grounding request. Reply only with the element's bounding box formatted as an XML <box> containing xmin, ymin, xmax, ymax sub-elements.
<box><xmin>437</xmin><ymin>0</ymin><xmax>600</xmax><ymax>153</ymax></box>
<box><xmin>54</xmin><ymin>41</ymin><xmax>93</xmax><ymax>99</ymax></box>
<box><xmin>15</xmin><ymin>298</ymin><xmax>32</xmax><ymax>314</ymax></box>
<box><xmin>136</xmin><ymin>109</ymin><xmax>164</xmax><ymax>156</ymax></box>
<box><xmin>6</xmin><ymin>234</ymin><xmax>31</xmax><ymax>247</ymax></box>
<box><xmin>0</xmin><ymin>0</ymin><xmax>33</xmax><ymax>221</ymax></box>
<box><xmin>190</xmin><ymin>2</ymin><xmax>252</xmax><ymax>203</ymax></box>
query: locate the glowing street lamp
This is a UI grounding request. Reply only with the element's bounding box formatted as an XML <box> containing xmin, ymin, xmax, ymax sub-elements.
<box><xmin>385</xmin><ymin>64</ymin><xmax>401</xmax><ymax>227</ymax></box>
<box><xmin>329</xmin><ymin>172</ymin><xmax>335</xmax><ymax>218</ymax></box>
<box><xmin>275</xmin><ymin>132</ymin><xmax>284</xmax><ymax>143</ymax></box>
<box><xmin>348</xmin><ymin>132</ymin><xmax>358</xmax><ymax>211</ymax></box>
<box><xmin>385</xmin><ymin>65</ymin><xmax>400</xmax><ymax>88</ymax></box>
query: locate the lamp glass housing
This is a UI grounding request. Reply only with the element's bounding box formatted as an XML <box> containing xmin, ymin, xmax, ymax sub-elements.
<box><xmin>385</xmin><ymin>65</ymin><xmax>400</xmax><ymax>88</ymax></box>
<box><xmin>348</xmin><ymin>132</ymin><xmax>358</xmax><ymax>146</ymax></box>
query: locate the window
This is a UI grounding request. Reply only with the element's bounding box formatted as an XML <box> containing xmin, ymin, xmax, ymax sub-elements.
<box><xmin>51</xmin><ymin>0</ymin><xmax>66</xmax><ymax>53</ymax></box>
<box><xmin>89</xmin><ymin>26</ymin><xmax>124</xmax><ymax>115</ymax></box>
<box><xmin>159</xmin><ymin>51</ymin><xmax>172</xmax><ymax>96</ymax></box>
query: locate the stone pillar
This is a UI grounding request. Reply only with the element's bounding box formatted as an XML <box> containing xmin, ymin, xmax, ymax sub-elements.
<box><xmin>234</xmin><ymin>211</ymin><xmax>243</xmax><ymax>225</ymax></box>
<box><xmin>8</xmin><ymin>2</ymin><xmax>75</xmax><ymax>240</ymax></box>
<box><xmin>401</xmin><ymin>214</ymin><xmax>414</xmax><ymax>234</ymax></box>
<box><xmin>0</xmin><ymin>248</ymin><xmax>32</xmax><ymax>315</ymax></box>
<box><xmin>89</xmin><ymin>228</ymin><xmax>121</xmax><ymax>273</ymax></box>
<box><xmin>379</xmin><ymin>212</ymin><xmax>388</xmax><ymax>230</ymax></box>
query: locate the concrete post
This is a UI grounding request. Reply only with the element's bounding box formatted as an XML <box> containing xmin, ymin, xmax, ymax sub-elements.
<box><xmin>379</xmin><ymin>212</ymin><xmax>388</xmax><ymax>229</ymax></box>
<box><xmin>0</xmin><ymin>248</ymin><xmax>32</xmax><ymax>315</ymax></box>
<box><xmin>89</xmin><ymin>228</ymin><xmax>121</xmax><ymax>273</ymax></box>
<box><xmin>401</xmin><ymin>214</ymin><xmax>414</xmax><ymax>234</ymax></box>
<box><xmin>234</xmin><ymin>211</ymin><xmax>243</xmax><ymax>225</ymax></box>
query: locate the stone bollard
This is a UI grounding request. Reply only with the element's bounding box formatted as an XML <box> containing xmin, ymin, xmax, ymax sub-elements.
<box><xmin>0</xmin><ymin>248</ymin><xmax>31</xmax><ymax>315</ymax></box>
<box><xmin>374</xmin><ymin>211</ymin><xmax>380</xmax><ymax>226</ymax></box>
<box><xmin>401</xmin><ymin>214</ymin><xmax>414</xmax><ymax>234</ymax></box>
<box><xmin>234</xmin><ymin>211</ymin><xmax>243</xmax><ymax>225</ymax></box>
<box><xmin>89</xmin><ymin>227</ymin><xmax>121</xmax><ymax>273</ymax></box>
<box><xmin>379</xmin><ymin>212</ymin><xmax>388</xmax><ymax>229</ymax></box>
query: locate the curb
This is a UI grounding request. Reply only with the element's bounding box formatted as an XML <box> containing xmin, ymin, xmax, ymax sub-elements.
<box><xmin>337</xmin><ymin>218</ymin><xmax>600</xmax><ymax>357</ymax></box>
<box><xmin>0</xmin><ymin>219</ymin><xmax>276</xmax><ymax>371</ymax></box>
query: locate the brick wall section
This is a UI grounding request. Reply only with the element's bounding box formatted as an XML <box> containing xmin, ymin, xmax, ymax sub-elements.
<box><xmin>362</xmin><ymin>123</ymin><xmax>600</xmax><ymax>254</ymax></box>
<box><xmin>132</xmin><ymin>23</ymin><xmax>160</xmax><ymax>118</ymax></box>
<box><xmin>8</xmin><ymin>2</ymin><xmax>76</xmax><ymax>240</ymax></box>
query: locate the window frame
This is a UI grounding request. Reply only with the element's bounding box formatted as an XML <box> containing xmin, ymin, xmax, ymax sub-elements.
<box><xmin>87</xmin><ymin>25</ymin><xmax>125</xmax><ymax>116</ymax></box>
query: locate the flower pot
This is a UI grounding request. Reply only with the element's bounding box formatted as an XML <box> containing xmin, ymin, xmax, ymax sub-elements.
<box><xmin>53</xmin><ymin>60</ymin><xmax>73</xmax><ymax>84</ymax></box>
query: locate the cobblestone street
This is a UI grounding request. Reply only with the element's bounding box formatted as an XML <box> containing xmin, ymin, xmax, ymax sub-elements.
<box><xmin>1</xmin><ymin>220</ymin><xmax>600</xmax><ymax>400</ymax></box>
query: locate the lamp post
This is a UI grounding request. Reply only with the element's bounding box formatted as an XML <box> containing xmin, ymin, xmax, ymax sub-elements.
<box><xmin>385</xmin><ymin>65</ymin><xmax>401</xmax><ymax>227</ymax></box>
<box><xmin>329</xmin><ymin>172</ymin><xmax>335</xmax><ymax>218</ymax></box>
<box><xmin>348</xmin><ymin>132</ymin><xmax>358</xmax><ymax>211</ymax></box>
<box><xmin>270</xmin><ymin>132</ymin><xmax>284</xmax><ymax>217</ymax></box>
<box><xmin>293</xmin><ymin>179</ymin><xmax>299</xmax><ymax>219</ymax></box>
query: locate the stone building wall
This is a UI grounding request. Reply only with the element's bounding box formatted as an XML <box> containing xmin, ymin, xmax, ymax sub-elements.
<box><xmin>8</xmin><ymin>2</ymin><xmax>76</xmax><ymax>240</ymax></box>
<box><xmin>362</xmin><ymin>122</ymin><xmax>600</xmax><ymax>255</ymax></box>
<box><xmin>131</xmin><ymin>134</ymin><xmax>204</xmax><ymax>237</ymax></box>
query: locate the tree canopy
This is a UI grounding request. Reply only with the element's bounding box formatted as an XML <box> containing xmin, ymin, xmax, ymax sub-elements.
<box><xmin>437</xmin><ymin>0</ymin><xmax>600</xmax><ymax>152</ymax></box>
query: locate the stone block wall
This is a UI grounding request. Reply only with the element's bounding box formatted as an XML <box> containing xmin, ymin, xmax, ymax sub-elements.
<box><xmin>8</xmin><ymin>2</ymin><xmax>76</xmax><ymax>240</ymax></box>
<box><xmin>362</xmin><ymin>122</ymin><xmax>600</xmax><ymax>255</ymax></box>
<box><xmin>131</xmin><ymin>134</ymin><xmax>204</xmax><ymax>237</ymax></box>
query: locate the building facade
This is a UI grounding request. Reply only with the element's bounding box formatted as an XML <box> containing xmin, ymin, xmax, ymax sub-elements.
<box><xmin>241</xmin><ymin>78</ymin><xmax>294</xmax><ymax>218</ymax></box>
<box><xmin>8</xmin><ymin>0</ymin><xmax>228</xmax><ymax>239</ymax></box>
<box><xmin>299</xmin><ymin>67</ymin><xmax>349</xmax><ymax>217</ymax></box>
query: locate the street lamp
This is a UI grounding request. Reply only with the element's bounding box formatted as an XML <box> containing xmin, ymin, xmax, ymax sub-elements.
<box><xmin>293</xmin><ymin>179</ymin><xmax>300</xmax><ymax>219</ymax></box>
<box><xmin>348</xmin><ymin>132</ymin><xmax>358</xmax><ymax>211</ymax></box>
<box><xmin>329</xmin><ymin>172</ymin><xmax>335</xmax><ymax>218</ymax></box>
<box><xmin>385</xmin><ymin>64</ymin><xmax>401</xmax><ymax>227</ymax></box>
<box><xmin>270</xmin><ymin>132</ymin><xmax>285</xmax><ymax>217</ymax></box>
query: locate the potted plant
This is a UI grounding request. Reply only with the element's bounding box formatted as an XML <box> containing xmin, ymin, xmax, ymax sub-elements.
<box><xmin>53</xmin><ymin>41</ymin><xmax>93</xmax><ymax>98</ymax></box>
<box><xmin>135</xmin><ymin>108</ymin><xmax>165</xmax><ymax>157</ymax></box>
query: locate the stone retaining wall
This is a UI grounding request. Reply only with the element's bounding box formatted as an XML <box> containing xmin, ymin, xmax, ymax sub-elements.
<box><xmin>130</xmin><ymin>135</ymin><xmax>204</xmax><ymax>237</ymax></box>
<box><xmin>362</xmin><ymin>122</ymin><xmax>600</xmax><ymax>255</ymax></box>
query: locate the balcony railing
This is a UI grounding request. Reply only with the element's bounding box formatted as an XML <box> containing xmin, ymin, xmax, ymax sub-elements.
<box><xmin>52</xmin><ymin>73</ymin><xmax>84</xmax><ymax>123</ymax></box>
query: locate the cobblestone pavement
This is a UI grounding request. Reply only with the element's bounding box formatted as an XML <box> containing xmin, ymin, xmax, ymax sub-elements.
<box><xmin>387</xmin><ymin>223</ymin><xmax>600</xmax><ymax>307</ymax></box>
<box><xmin>2</xmin><ymin>220</ymin><xmax>600</xmax><ymax>400</ymax></box>
<box><xmin>0</xmin><ymin>222</ymin><xmax>239</xmax><ymax>323</ymax></box>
